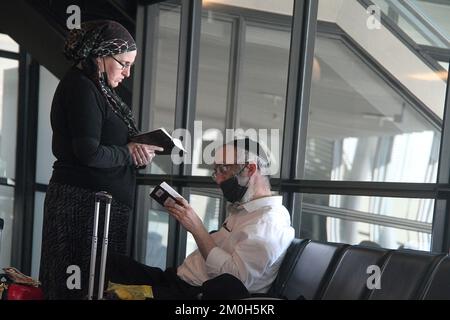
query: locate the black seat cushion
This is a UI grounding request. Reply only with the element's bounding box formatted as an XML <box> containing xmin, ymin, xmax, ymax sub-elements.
<box><xmin>321</xmin><ymin>246</ymin><xmax>389</xmax><ymax>300</ymax></box>
<box><xmin>267</xmin><ymin>239</ymin><xmax>309</xmax><ymax>298</ymax></box>
<box><xmin>422</xmin><ymin>256</ymin><xmax>450</xmax><ymax>300</ymax></box>
<box><xmin>264</xmin><ymin>238</ymin><xmax>450</xmax><ymax>300</ymax></box>
<box><xmin>368</xmin><ymin>250</ymin><xmax>444</xmax><ymax>300</ymax></box>
<box><xmin>280</xmin><ymin>241</ymin><xmax>347</xmax><ymax>300</ymax></box>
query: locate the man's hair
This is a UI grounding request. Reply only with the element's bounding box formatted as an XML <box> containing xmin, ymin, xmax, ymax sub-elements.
<box><xmin>228</xmin><ymin>138</ymin><xmax>271</xmax><ymax>177</ymax></box>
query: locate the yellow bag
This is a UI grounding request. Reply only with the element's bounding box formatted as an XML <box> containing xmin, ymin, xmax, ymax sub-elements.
<box><xmin>105</xmin><ymin>281</ymin><xmax>153</xmax><ymax>300</ymax></box>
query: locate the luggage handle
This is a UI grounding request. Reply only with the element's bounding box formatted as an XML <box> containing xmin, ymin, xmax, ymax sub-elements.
<box><xmin>88</xmin><ymin>191</ymin><xmax>112</xmax><ymax>300</ymax></box>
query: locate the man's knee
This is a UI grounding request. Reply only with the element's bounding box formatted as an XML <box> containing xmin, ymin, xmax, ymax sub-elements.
<box><xmin>201</xmin><ymin>274</ymin><xmax>250</xmax><ymax>300</ymax></box>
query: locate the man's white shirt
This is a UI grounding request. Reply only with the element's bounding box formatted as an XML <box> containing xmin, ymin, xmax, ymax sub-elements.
<box><xmin>177</xmin><ymin>196</ymin><xmax>295</xmax><ymax>293</ymax></box>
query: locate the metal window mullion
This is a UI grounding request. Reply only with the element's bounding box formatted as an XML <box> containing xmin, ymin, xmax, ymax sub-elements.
<box><xmin>138</xmin><ymin>5</ymin><xmax>160</xmax><ymax>130</ymax></box>
<box><xmin>0</xmin><ymin>49</ymin><xmax>19</xmax><ymax>60</ymax></box>
<box><xmin>131</xmin><ymin>3</ymin><xmax>160</xmax><ymax>262</ymax></box>
<box><xmin>166</xmin><ymin>0</ymin><xmax>202</xmax><ymax>268</ymax></box>
<box><xmin>0</xmin><ymin>177</ymin><xmax>15</xmax><ymax>187</ymax></box>
<box><xmin>222</xmin><ymin>15</ymin><xmax>245</xmax><ymax>225</ymax></box>
<box><xmin>417</xmin><ymin>45</ymin><xmax>450</xmax><ymax>63</ymax></box>
<box><xmin>35</xmin><ymin>183</ymin><xmax>48</xmax><ymax>193</ymax></box>
<box><xmin>282</xmin><ymin>180</ymin><xmax>437</xmax><ymax>198</ymax></box>
<box><xmin>225</xmin><ymin>16</ymin><xmax>245</xmax><ymax>130</ymax></box>
<box><xmin>11</xmin><ymin>52</ymin><xmax>39</xmax><ymax>274</ymax></box>
<box><xmin>281</xmin><ymin>0</ymin><xmax>318</xmax><ymax>237</ymax></box>
<box><xmin>130</xmin><ymin>2</ymin><xmax>146</xmax><ymax>261</ymax></box>
<box><xmin>137</xmin><ymin>174</ymin><xmax>216</xmax><ymax>186</ymax></box>
<box><xmin>431</xmin><ymin>60</ymin><xmax>450</xmax><ymax>253</ymax></box>
<box><xmin>136</xmin><ymin>174</ymin><xmax>439</xmax><ymax>198</ymax></box>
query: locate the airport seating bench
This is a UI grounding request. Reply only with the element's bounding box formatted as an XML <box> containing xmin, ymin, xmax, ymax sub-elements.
<box><xmin>267</xmin><ymin>238</ymin><xmax>450</xmax><ymax>300</ymax></box>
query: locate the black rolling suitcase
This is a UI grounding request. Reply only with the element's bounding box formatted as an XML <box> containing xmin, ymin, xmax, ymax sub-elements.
<box><xmin>88</xmin><ymin>191</ymin><xmax>112</xmax><ymax>300</ymax></box>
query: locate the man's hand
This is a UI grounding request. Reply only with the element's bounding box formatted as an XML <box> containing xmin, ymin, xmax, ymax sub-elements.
<box><xmin>165</xmin><ymin>198</ymin><xmax>204</xmax><ymax>234</ymax></box>
<box><xmin>165</xmin><ymin>198</ymin><xmax>216</xmax><ymax>259</ymax></box>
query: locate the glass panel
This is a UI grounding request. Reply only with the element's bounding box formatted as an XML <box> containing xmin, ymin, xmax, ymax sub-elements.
<box><xmin>407</xmin><ymin>0</ymin><xmax>450</xmax><ymax>46</ymax></box>
<box><xmin>439</xmin><ymin>61</ymin><xmax>449</xmax><ymax>71</ymax></box>
<box><xmin>0</xmin><ymin>186</ymin><xmax>14</xmax><ymax>269</ymax></box>
<box><xmin>307</xmin><ymin>3</ymin><xmax>445</xmax><ymax>182</ymax></box>
<box><xmin>203</xmin><ymin>0</ymin><xmax>294</xmax><ymax>15</ymax></box>
<box><xmin>142</xmin><ymin>4</ymin><xmax>181</xmax><ymax>175</ymax></box>
<box><xmin>185</xmin><ymin>188</ymin><xmax>223</xmax><ymax>257</ymax></box>
<box><xmin>238</xmin><ymin>21</ymin><xmax>292</xmax><ymax>178</ymax></box>
<box><xmin>151</xmin><ymin>4</ymin><xmax>180</xmax><ymax>131</ymax></box>
<box><xmin>36</xmin><ymin>66</ymin><xmax>58</xmax><ymax>185</ymax></box>
<box><xmin>303</xmin><ymin>193</ymin><xmax>434</xmax><ymax>223</ymax></box>
<box><xmin>366</xmin><ymin>0</ymin><xmax>450</xmax><ymax>73</ymax></box>
<box><xmin>371</xmin><ymin>0</ymin><xmax>450</xmax><ymax>49</ymax></box>
<box><xmin>192</xmin><ymin>5</ymin><xmax>232</xmax><ymax>177</ymax></box>
<box><xmin>396</xmin><ymin>14</ymin><xmax>433</xmax><ymax>46</ymax></box>
<box><xmin>0</xmin><ymin>58</ymin><xmax>18</xmax><ymax>179</ymax></box>
<box><xmin>138</xmin><ymin>186</ymin><xmax>169</xmax><ymax>269</ymax></box>
<box><xmin>32</xmin><ymin>192</ymin><xmax>45</xmax><ymax>279</ymax></box>
<box><xmin>0</xmin><ymin>34</ymin><xmax>19</xmax><ymax>53</ymax></box>
<box><xmin>300</xmin><ymin>193</ymin><xmax>432</xmax><ymax>251</ymax></box>
<box><xmin>302</xmin><ymin>212</ymin><xmax>431</xmax><ymax>252</ymax></box>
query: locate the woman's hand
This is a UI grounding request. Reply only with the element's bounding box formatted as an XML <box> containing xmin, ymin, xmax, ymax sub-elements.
<box><xmin>127</xmin><ymin>143</ymin><xmax>164</xmax><ymax>167</ymax></box>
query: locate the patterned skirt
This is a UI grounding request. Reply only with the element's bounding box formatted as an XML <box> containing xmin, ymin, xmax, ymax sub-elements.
<box><xmin>39</xmin><ymin>182</ymin><xmax>132</xmax><ymax>300</ymax></box>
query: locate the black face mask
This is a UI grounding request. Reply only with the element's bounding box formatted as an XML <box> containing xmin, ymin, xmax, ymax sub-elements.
<box><xmin>219</xmin><ymin>175</ymin><xmax>249</xmax><ymax>203</ymax></box>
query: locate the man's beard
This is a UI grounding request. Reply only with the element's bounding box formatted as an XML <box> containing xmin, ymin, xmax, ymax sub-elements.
<box><xmin>237</xmin><ymin>178</ymin><xmax>254</xmax><ymax>204</ymax></box>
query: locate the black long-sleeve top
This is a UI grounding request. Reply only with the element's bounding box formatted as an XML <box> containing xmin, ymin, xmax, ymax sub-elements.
<box><xmin>50</xmin><ymin>67</ymin><xmax>136</xmax><ymax>208</ymax></box>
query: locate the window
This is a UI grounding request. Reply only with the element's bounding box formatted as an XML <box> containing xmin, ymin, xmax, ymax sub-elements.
<box><xmin>0</xmin><ymin>186</ymin><xmax>15</xmax><ymax>269</ymax></box>
<box><xmin>0</xmin><ymin>58</ymin><xmax>19</xmax><ymax>180</ymax></box>
<box><xmin>36</xmin><ymin>66</ymin><xmax>58</xmax><ymax>185</ymax></box>
<box><xmin>142</xmin><ymin>4</ymin><xmax>182</xmax><ymax>176</ymax></box>
<box><xmin>185</xmin><ymin>189</ymin><xmax>222</xmax><ymax>256</ymax></box>
<box><xmin>192</xmin><ymin>11</ymin><xmax>232</xmax><ymax>177</ymax></box>
<box><xmin>301</xmin><ymin>193</ymin><xmax>432</xmax><ymax>251</ymax></box>
<box><xmin>137</xmin><ymin>186</ymin><xmax>169</xmax><ymax>269</ymax></box>
<box><xmin>304</xmin><ymin>31</ymin><xmax>441</xmax><ymax>183</ymax></box>
<box><xmin>31</xmin><ymin>192</ymin><xmax>45</xmax><ymax>279</ymax></box>
<box><xmin>0</xmin><ymin>34</ymin><xmax>19</xmax><ymax>53</ymax></box>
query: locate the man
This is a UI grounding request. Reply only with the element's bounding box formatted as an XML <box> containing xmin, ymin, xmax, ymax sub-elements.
<box><xmin>105</xmin><ymin>138</ymin><xmax>295</xmax><ymax>299</ymax></box>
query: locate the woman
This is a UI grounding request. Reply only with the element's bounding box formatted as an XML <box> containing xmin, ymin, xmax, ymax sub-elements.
<box><xmin>39</xmin><ymin>20</ymin><xmax>161</xmax><ymax>300</ymax></box>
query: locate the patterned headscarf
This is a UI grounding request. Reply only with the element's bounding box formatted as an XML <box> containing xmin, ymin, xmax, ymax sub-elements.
<box><xmin>64</xmin><ymin>20</ymin><xmax>139</xmax><ymax>137</ymax></box>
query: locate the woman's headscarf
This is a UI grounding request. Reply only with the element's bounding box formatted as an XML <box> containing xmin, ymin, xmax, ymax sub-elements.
<box><xmin>64</xmin><ymin>20</ymin><xmax>139</xmax><ymax>137</ymax></box>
